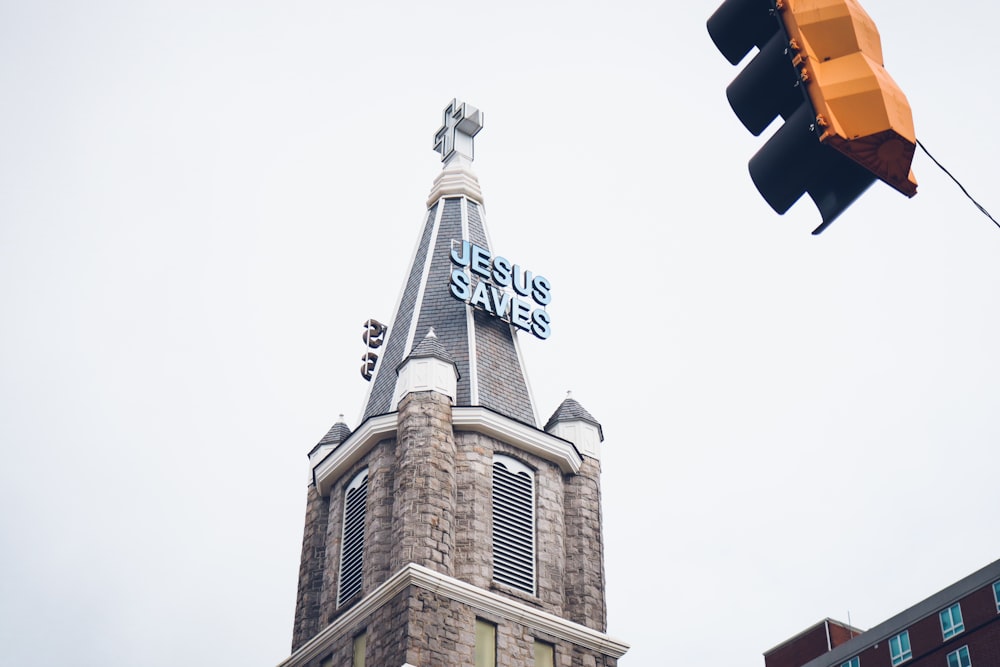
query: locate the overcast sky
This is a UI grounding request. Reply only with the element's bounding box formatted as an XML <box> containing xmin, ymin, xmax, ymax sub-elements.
<box><xmin>1</xmin><ymin>1</ymin><xmax>998</xmax><ymax>666</ymax></box>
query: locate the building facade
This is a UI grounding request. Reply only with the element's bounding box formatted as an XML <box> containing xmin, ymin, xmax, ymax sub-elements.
<box><xmin>765</xmin><ymin>560</ymin><xmax>1000</xmax><ymax>667</ymax></box>
<box><xmin>278</xmin><ymin>101</ymin><xmax>628</xmax><ymax>667</ymax></box>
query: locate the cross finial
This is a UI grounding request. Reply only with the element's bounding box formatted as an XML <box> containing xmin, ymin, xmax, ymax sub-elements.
<box><xmin>433</xmin><ymin>99</ymin><xmax>483</xmax><ymax>166</ymax></box>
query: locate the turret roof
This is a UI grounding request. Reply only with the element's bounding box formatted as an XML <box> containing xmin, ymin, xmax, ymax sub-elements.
<box><xmin>545</xmin><ymin>394</ymin><xmax>604</xmax><ymax>442</ymax></box>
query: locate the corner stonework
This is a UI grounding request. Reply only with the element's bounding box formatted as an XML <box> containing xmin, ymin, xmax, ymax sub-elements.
<box><xmin>545</xmin><ymin>395</ymin><xmax>609</xmax><ymax>631</ymax></box>
<box><xmin>390</xmin><ymin>330</ymin><xmax>461</xmax><ymax>575</ymax></box>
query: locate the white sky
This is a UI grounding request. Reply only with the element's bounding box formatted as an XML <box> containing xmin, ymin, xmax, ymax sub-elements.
<box><xmin>1</xmin><ymin>1</ymin><xmax>997</xmax><ymax>666</ymax></box>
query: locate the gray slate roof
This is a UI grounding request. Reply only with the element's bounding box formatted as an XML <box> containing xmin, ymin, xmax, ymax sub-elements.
<box><xmin>400</xmin><ymin>328</ymin><xmax>457</xmax><ymax>371</ymax></box>
<box><xmin>310</xmin><ymin>418</ymin><xmax>351</xmax><ymax>456</ymax></box>
<box><xmin>362</xmin><ymin>196</ymin><xmax>536</xmax><ymax>426</ymax></box>
<box><xmin>545</xmin><ymin>396</ymin><xmax>603</xmax><ymax>441</ymax></box>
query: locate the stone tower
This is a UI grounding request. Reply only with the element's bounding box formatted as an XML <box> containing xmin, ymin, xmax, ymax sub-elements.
<box><xmin>280</xmin><ymin>100</ymin><xmax>628</xmax><ymax>667</ymax></box>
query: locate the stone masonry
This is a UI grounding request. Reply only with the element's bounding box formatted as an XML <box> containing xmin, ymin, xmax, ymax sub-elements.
<box><xmin>290</xmin><ymin>385</ymin><xmax>619</xmax><ymax>664</ymax></box>
<box><xmin>391</xmin><ymin>390</ymin><xmax>457</xmax><ymax>574</ymax></box>
<box><xmin>285</xmin><ymin>104</ymin><xmax>626</xmax><ymax>664</ymax></box>
<box><xmin>291</xmin><ymin>483</ymin><xmax>330</xmax><ymax>651</ymax></box>
<box><xmin>563</xmin><ymin>457</ymin><xmax>608</xmax><ymax>632</ymax></box>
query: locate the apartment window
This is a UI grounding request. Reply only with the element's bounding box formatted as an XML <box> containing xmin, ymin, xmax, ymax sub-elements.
<box><xmin>492</xmin><ymin>455</ymin><xmax>536</xmax><ymax>595</ymax></box>
<box><xmin>534</xmin><ymin>640</ymin><xmax>555</xmax><ymax>667</ymax></box>
<box><xmin>475</xmin><ymin>619</ymin><xmax>496</xmax><ymax>667</ymax></box>
<box><xmin>319</xmin><ymin>656</ymin><xmax>333</xmax><ymax>667</ymax></box>
<box><xmin>946</xmin><ymin>646</ymin><xmax>971</xmax><ymax>667</ymax></box>
<box><xmin>940</xmin><ymin>603</ymin><xmax>965</xmax><ymax>639</ymax></box>
<box><xmin>337</xmin><ymin>468</ymin><xmax>369</xmax><ymax>607</ymax></box>
<box><xmin>352</xmin><ymin>632</ymin><xmax>367</xmax><ymax>667</ymax></box>
<box><xmin>889</xmin><ymin>630</ymin><xmax>911</xmax><ymax>665</ymax></box>
<box><xmin>993</xmin><ymin>580</ymin><xmax>1000</xmax><ymax>613</ymax></box>
<box><xmin>840</xmin><ymin>657</ymin><xmax>860</xmax><ymax>667</ymax></box>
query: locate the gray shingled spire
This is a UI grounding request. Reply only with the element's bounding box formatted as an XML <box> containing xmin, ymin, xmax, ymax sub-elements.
<box><xmin>361</xmin><ymin>101</ymin><xmax>537</xmax><ymax>426</ymax></box>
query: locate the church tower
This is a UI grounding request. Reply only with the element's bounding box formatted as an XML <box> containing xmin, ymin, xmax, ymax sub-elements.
<box><xmin>281</xmin><ymin>100</ymin><xmax>628</xmax><ymax>667</ymax></box>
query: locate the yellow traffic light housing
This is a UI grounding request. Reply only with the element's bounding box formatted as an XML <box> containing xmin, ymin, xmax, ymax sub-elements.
<box><xmin>708</xmin><ymin>0</ymin><xmax>917</xmax><ymax>233</ymax></box>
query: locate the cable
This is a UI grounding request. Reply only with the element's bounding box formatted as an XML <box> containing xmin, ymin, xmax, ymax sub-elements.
<box><xmin>916</xmin><ymin>138</ymin><xmax>999</xmax><ymax>230</ymax></box>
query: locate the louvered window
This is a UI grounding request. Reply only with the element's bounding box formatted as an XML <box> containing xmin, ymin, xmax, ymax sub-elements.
<box><xmin>492</xmin><ymin>455</ymin><xmax>536</xmax><ymax>595</ymax></box>
<box><xmin>337</xmin><ymin>469</ymin><xmax>368</xmax><ymax>607</ymax></box>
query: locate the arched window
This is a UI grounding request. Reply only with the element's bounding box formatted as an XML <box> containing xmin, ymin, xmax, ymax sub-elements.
<box><xmin>492</xmin><ymin>455</ymin><xmax>536</xmax><ymax>595</ymax></box>
<box><xmin>337</xmin><ymin>468</ymin><xmax>368</xmax><ymax>607</ymax></box>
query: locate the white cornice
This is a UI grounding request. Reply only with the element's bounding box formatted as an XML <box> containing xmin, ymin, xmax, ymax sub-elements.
<box><xmin>452</xmin><ymin>407</ymin><xmax>582</xmax><ymax>474</ymax></box>
<box><xmin>312</xmin><ymin>414</ymin><xmax>397</xmax><ymax>496</ymax></box>
<box><xmin>276</xmin><ymin>563</ymin><xmax>629</xmax><ymax>667</ymax></box>
<box><xmin>312</xmin><ymin>408</ymin><xmax>583</xmax><ymax>495</ymax></box>
<box><xmin>426</xmin><ymin>165</ymin><xmax>483</xmax><ymax>208</ymax></box>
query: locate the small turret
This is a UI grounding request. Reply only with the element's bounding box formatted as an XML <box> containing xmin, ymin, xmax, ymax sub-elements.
<box><xmin>545</xmin><ymin>392</ymin><xmax>604</xmax><ymax>460</ymax></box>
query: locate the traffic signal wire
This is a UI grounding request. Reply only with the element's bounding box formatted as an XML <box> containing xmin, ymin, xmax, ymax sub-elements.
<box><xmin>916</xmin><ymin>139</ymin><xmax>999</xmax><ymax>229</ymax></box>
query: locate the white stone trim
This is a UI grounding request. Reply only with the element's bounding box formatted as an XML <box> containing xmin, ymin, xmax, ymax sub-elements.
<box><xmin>313</xmin><ymin>408</ymin><xmax>583</xmax><ymax>497</ymax></box>
<box><xmin>546</xmin><ymin>420</ymin><xmax>602</xmax><ymax>461</ymax></box>
<box><xmin>358</xmin><ymin>202</ymin><xmax>442</xmax><ymax>425</ymax></box>
<box><xmin>393</xmin><ymin>355</ymin><xmax>458</xmax><ymax>407</ymax></box>
<box><xmin>471</xmin><ymin>198</ymin><xmax>539</xmax><ymax>427</ymax></box>
<box><xmin>460</xmin><ymin>198</ymin><xmax>480</xmax><ymax>407</ymax></box>
<box><xmin>426</xmin><ymin>164</ymin><xmax>483</xmax><ymax>208</ymax></box>
<box><xmin>510</xmin><ymin>325</ymin><xmax>540</xmax><ymax>427</ymax></box>
<box><xmin>452</xmin><ymin>407</ymin><xmax>582</xmax><ymax>474</ymax></box>
<box><xmin>276</xmin><ymin>563</ymin><xmax>629</xmax><ymax>667</ymax></box>
<box><xmin>312</xmin><ymin>414</ymin><xmax>397</xmax><ymax>496</ymax></box>
<box><xmin>389</xmin><ymin>203</ymin><xmax>444</xmax><ymax>413</ymax></box>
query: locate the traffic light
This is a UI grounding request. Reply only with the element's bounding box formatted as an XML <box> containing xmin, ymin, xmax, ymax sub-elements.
<box><xmin>707</xmin><ymin>0</ymin><xmax>917</xmax><ymax>233</ymax></box>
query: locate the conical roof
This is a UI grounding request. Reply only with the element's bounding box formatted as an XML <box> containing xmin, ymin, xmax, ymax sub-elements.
<box><xmin>399</xmin><ymin>328</ymin><xmax>458</xmax><ymax>372</ymax></box>
<box><xmin>362</xmin><ymin>100</ymin><xmax>537</xmax><ymax>426</ymax></box>
<box><xmin>545</xmin><ymin>394</ymin><xmax>604</xmax><ymax>441</ymax></box>
<box><xmin>309</xmin><ymin>415</ymin><xmax>352</xmax><ymax>456</ymax></box>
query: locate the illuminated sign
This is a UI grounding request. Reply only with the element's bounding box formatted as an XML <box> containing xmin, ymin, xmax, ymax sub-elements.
<box><xmin>449</xmin><ymin>240</ymin><xmax>551</xmax><ymax>340</ymax></box>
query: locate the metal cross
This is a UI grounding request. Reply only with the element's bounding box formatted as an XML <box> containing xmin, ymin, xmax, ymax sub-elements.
<box><xmin>433</xmin><ymin>99</ymin><xmax>483</xmax><ymax>165</ymax></box>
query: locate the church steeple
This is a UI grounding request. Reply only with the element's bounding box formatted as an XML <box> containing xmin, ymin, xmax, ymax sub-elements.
<box><xmin>285</xmin><ymin>101</ymin><xmax>626</xmax><ymax>667</ymax></box>
<box><xmin>361</xmin><ymin>99</ymin><xmax>537</xmax><ymax>426</ymax></box>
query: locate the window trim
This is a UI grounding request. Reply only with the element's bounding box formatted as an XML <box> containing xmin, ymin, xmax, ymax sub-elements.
<box><xmin>993</xmin><ymin>580</ymin><xmax>1000</xmax><ymax>613</ymax></box>
<box><xmin>534</xmin><ymin>639</ymin><xmax>555</xmax><ymax>667</ymax></box>
<box><xmin>888</xmin><ymin>630</ymin><xmax>912</xmax><ymax>666</ymax></box>
<box><xmin>946</xmin><ymin>645</ymin><xmax>971</xmax><ymax>667</ymax></box>
<box><xmin>337</xmin><ymin>468</ymin><xmax>369</xmax><ymax>607</ymax></box>
<box><xmin>491</xmin><ymin>454</ymin><xmax>537</xmax><ymax>596</ymax></box>
<box><xmin>475</xmin><ymin>618</ymin><xmax>497</xmax><ymax>667</ymax></box>
<box><xmin>352</xmin><ymin>631</ymin><xmax>367</xmax><ymax>667</ymax></box>
<box><xmin>840</xmin><ymin>657</ymin><xmax>860</xmax><ymax>667</ymax></box>
<box><xmin>940</xmin><ymin>603</ymin><xmax>965</xmax><ymax>639</ymax></box>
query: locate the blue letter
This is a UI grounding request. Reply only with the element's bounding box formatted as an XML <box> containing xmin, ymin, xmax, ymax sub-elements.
<box><xmin>491</xmin><ymin>256</ymin><xmax>512</xmax><ymax>287</ymax></box>
<box><xmin>450</xmin><ymin>268</ymin><xmax>470</xmax><ymax>301</ymax></box>
<box><xmin>531</xmin><ymin>275</ymin><xmax>551</xmax><ymax>306</ymax></box>
<box><xmin>470</xmin><ymin>244</ymin><xmax>492</xmax><ymax>278</ymax></box>
<box><xmin>511</xmin><ymin>298</ymin><xmax>531</xmax><ymax>330</ymax></box>
<box><xmin>450</xmin><ymin>239</ymin><xmax>471</xmax><ymax>267</ymax></box>
<box><xmin>490</xmin><ymin>286</ymin><xmax>513</xmax><ymax>319</ymax></box>
<box><xmin>512</xmin><ymin>265</ymin><xmax>533</xmax><ymax>297</ymax></box>
<box><xmin>530</xmin><ymin>309</ymin><xmax>551</xmax><ymax>340</ymax></box>
<box><xmin>470</xmin><ymin>279</ymin><xmax>493</xmax><ymax>313</ymax></box>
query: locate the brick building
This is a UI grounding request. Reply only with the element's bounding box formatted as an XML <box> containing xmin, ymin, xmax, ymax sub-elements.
<box><xmin>277</xmin><ymin>100</ymin><xmax>628</xmax><ymax>667</ymax></box>
<box><xmin>765</xmin><ymin>559</ymin><xmax>1000</xmax><ymax>667</ymax></box>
